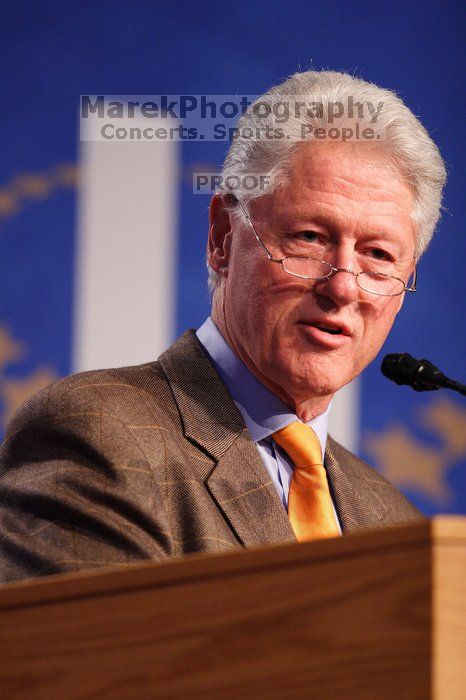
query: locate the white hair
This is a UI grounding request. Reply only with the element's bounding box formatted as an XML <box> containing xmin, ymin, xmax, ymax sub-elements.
<box><xmin>208</xmin><ymin>69</ymin><xmax>446</xmax><ymax>293</ymax></box>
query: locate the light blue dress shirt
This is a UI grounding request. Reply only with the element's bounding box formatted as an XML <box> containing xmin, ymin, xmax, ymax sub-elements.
<box><xmin>196</xmin><ymin>317</ymin><xmax>341</xmax><ymax>532</ymax></box>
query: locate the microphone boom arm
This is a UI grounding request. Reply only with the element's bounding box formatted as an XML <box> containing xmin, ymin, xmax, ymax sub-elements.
<box><xmin>381</xmin><ymin>353</ymin><xmax>466</xmax><ymax>397</ymax></box>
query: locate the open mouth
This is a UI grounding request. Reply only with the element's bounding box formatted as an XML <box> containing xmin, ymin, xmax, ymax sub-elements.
<box><xmin>314</xmin><ymin>325</ymin><xmax>342</xmax><ymax>335</ymax></box>
<box><xmin>299</xmin><ymin>319</ymin><xmax>350</xmax><ymax>341</ymax></box>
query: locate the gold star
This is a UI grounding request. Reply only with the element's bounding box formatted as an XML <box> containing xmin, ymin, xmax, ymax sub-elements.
<box><xmin>0</xmin><ymin>163</ymin><xmax>78</xmax><ymax>224</ymax></box>
<box><xmin>13</xmin><ymin>173</ymin><xmax>53</xmax><ymax>199</ymax></box>
<box><xmin>365</xmin><ymin>424</ymin><xmax>452</xmax><ymax>505</ymax></box>
<box><xmin>0</xmin><ymin>326</ymin><xmax>24</xmax><ymax>371</ymax></box>
<box><xmin>419</xmin><ymin>397</ymin><xmax>466</xmax><ymax>460</ymax></box>
<box><xmin>0</xmin><ymin>191</ymin><xmax>19</xmax><ymax>217</ymax></box>
<box><xmin>1</xmin><ymin>368</ymin><xmax>57</xmax><ymax>428</ymax></box>
<box><xmin>54</xmin><ymin>164</ymin><xmax>79</xmax><ymax>188</ymax></box>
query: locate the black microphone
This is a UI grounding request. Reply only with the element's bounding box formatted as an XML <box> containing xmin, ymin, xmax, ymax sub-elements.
<box><xmin>381</xmin><ymin>353</ymin><xmax>466</xmax><ymax>396</ymax></box>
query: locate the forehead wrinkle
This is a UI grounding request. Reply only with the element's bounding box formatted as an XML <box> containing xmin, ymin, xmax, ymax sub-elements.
<box><xmin>310</xmin><ymin>174</ymin><xmax>413</xmax><ymax>204</ymax></box>
<box><xmin>273</xmin><ymin>167</ymin><xmax>413</xmax><ymax>212</ymax></box>
<box><xmin>271</xmin><ymin>190</ymin><xmax>413</xmax><ymax>237</ymax></box>
<box><xmin>291</xmin><ymin>164</ymin><xmax>413</xmax><ymax>202</ymax></box>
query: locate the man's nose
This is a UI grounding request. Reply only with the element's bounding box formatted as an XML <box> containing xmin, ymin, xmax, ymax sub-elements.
<box><xmin>313</xmin><ymin>266</ymin><xmax>360</xmax><ymax>305</ymax></box>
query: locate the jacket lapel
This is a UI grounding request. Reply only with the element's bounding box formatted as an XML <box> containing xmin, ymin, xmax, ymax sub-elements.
<box><xmin>159</xmin><ymin>331</ymin><xmax>296</xmax><ymax>548</ymax></box>
<box><xmin>206</xmin><ymin>430</ymin><xmax>296</xmax><ymax>548</ymax></box>
<box><xmin>325</xmin><ymin>437</ymin><xmax>388</xmax><ymax>535</ymax></box>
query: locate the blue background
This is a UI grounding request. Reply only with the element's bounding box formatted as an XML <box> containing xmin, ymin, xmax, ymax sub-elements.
<box><xmin>0</xmin><ymin>0</ymin><xmax>464</xmax><ymax>515</ymax></box>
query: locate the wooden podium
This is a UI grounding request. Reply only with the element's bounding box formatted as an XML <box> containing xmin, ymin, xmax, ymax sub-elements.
<box><xmin>0</xmin><ymin>517</ymin><xmax>464</xmax><ymax>699</ymax></box>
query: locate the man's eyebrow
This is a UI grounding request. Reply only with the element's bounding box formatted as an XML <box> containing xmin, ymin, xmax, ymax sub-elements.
<box><xmin>276</xmin><ymin>212</ymin><xmax>411</xmax><ymax>245</ymax></box>
<box><xmin>275</xmin><ymin>211</ymin><xmax>334</xmax><ymax>228</ymax></box>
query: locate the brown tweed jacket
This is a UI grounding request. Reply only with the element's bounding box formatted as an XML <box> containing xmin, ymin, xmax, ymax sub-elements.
<box><xmin>0</xmin><ymin>330</ymin><xmax>423</xmax><ymax>584</ymax></box>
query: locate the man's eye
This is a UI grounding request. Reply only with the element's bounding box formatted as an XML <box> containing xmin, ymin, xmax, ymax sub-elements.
<box><xmin>369</xmin><ymin>247</ymin><xmax>391</xmax><ymax>261</ymax></box>
<box><xmin>297</xmin><ymin>231</ymin><xmax>320</xmax><ymax>243</ymax></box>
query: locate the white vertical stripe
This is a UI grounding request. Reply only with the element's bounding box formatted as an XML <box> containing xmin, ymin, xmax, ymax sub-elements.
<box><xmin>328</xmin><ymin>378</ymin><xmax>360</xmax><ymax>453</ymax></box>
<box><xmin>74</xmin><ymin>119</ymin><xmax>178</xmax><ymax>371</ymax></box>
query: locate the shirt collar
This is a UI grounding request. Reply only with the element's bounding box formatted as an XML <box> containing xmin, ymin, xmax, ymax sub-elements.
<box><xmin>196</xmin><ymin>317</ymin><xmax>330</xmax><ymax>456</ymax></box>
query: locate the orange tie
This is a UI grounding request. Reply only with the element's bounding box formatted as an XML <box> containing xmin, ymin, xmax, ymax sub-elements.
<box><xmin>272</xmin><ymin>422</ymin><xmax>340</xmax><ymax>542</ymax></box>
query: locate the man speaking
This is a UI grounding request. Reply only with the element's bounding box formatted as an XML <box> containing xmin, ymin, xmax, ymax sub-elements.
<box><xmin>0</xmin><ymin>70</ymin><xmax>446</xmax><ymax>583</ymax></box>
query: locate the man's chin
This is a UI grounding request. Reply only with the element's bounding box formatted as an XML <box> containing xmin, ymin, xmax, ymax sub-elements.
<box><xmin>283</xmin><ymin>365</ymin><xmax>354</xmax><ymax>401</ymax></box>
<box><xmin>275</xmin><ymin>373</ymin><xmax>340</xmax><ymax>402</ymax></box>
<box><xmin>259</xmin><ymin>353</ymin><xmax>354</xmax><ymax>404</ymax></box>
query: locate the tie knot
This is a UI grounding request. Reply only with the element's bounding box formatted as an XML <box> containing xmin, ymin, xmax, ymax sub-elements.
<box><xmin>272</xmin><ymin>421</ymin><xmax>323</xmax><ymax>468</ymax></box>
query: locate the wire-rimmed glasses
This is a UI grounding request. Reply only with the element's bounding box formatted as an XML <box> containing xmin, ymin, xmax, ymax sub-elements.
<box><xmin>237</xmin><ymin>200</ymin><xmax>417</xmax><ymax>297</ymax></box>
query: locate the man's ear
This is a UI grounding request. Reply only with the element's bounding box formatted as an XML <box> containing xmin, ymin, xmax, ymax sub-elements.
<box><xmin>207</xmin><ymin>194</ymin><xmax>235</xmax><ymax>278</ymax></box>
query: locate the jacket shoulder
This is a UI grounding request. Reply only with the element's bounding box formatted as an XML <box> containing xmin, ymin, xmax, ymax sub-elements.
<box><xmin>2</xmin><ymin>360</ymin><xmax>177</xmax><ymax>441</ymax></box>
<box><xmin>0</xmin><ymin>360</ymin><xmax>180</xmax><ymax>583</ymax></box>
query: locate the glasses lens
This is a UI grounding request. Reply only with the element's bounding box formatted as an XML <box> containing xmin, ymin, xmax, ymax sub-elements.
<box><xmin>358</xmin><ymin>271</ymin><xmax>405</xmax><ymax>296</ymax></box>
<box><xmin>282</xmin><ymin>257</ymin><xmax>333</xmax><ymax>279</ymax></box>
